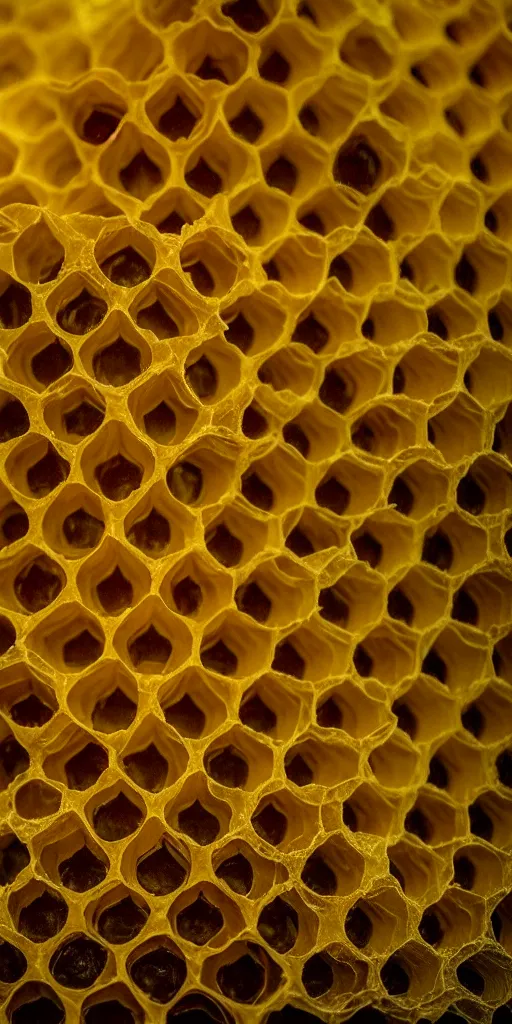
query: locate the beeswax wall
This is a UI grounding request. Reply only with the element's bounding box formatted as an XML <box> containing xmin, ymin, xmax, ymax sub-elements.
<box><xmin>0</xmin><ymin>0</ymin><xmax>512</xmax><ymax>1021</ymax></box>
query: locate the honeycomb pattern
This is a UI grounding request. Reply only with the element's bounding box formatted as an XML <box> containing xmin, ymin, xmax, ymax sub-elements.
<box><xmin>0</xmin><ymin>0</ymin><xmax>512</xmax><ymax>1022</ymax></box>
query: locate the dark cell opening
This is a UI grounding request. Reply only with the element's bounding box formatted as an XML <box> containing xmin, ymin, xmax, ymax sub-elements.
<box><xmin>316</xmin><ymin>695</ymin><xmax>342</xmax><ymax>729</ymax></box>
<box><xmin>164</xmin><ymin>694</ymin><xmax>205</xmax><ymax>739</ymax></box>
<box><xmin>144</xmin><ymin>401</ymin><xmax>176</xmax><ymax>443</ymax></box>
<box><xmin>185</xmin><ymin>354</ymin><xmax>217</xmax><ymax>397</ymax></box>
<box><xmin>353</xmin><ymin>643</ymin><xmax>373</xmax><ymax>677</ymax></box>
<box><xmin>92</xmin><ymin>791</ymin><xmax>143</xmax><ymax>842</ymax></box>
<box><xmin>400</xmin><ymin>257</ymin><xmax>414</xmax><ymax>281</ymax></box>
<box><xmin>205</xmin><ymin>523</ymin><xmax>243</xmax><ymax>567</ymax></box>
<box><xmin>392</xmin><ymin>364</ymin><xmax>405</xmax><ymax>394</ymax></box>
<box><xmin>461</xmin><ymin>703</ymin><xmax>484</xmax><ymax>738</ymax></box>
<box><xmin>206</xmin><ymin>745</ymin><xmax>248</xmax><ymax>788</ymax></box>
<box><xmin>80</xmin><ymin>107</ymin><xmax>122</xmax><ymax>144</ymax></box>
<box><xmin>389</xmin><ymin>858</ymin><xmax>405</xmax><ymax>890</ymax></box>
<box><xmin>468</xmin><ymin>800</ymin><xmax>493</xmax><ymax>841</ymax></box>
<box><xmin>63</xmin><ymin>628</ymin><xmax>103</xmax><ymax>668</ymax></box>
<box><xmin>18</xmin><ymin>889</ymin><xmax>68</xmax><ymax>942</ymax></box>
<box><xmin>185</xmin><ymin>157</ymin><xmax>222</xmax><ymax>198</ymax></box>
<box><xmin>93</xmin><ymin>337</ymin><xmax>142</xmax><ymax>386</ymax></box>
<box><xmin>365</xmin><ymin>202</ymin><xmax>394</xmax><ymax>241</ymax></box>
<box><xmin>361</xmin><ymin>317</ymin><xmax>374</xmax><ymax>339</ymax></box>
<box><xmin>452</xmin><ymin>853</ymin><xmax>475</xmax><ymax>890</ymax></box>
<box><xmin>241</xmin><ymin>470</ymin><xmax>273</xmax><ymax>511</ymax></box>
<box><xmin>177</xmin><ymin>892</ymin><xmax>223</xmax><ymax>945</ymax></box>
<box><xmin>239</xmin><ymin>692</ymin><xmax>276</xmax><ymax>734</ymax></box>
<box><xmin>285</xmin><ymin>751</ymin><xmax>313</xmax><ymax>787</ymax></box>
<box><xmin>123</xmin><ymin>742</ymin><xmax>168</xmax><ymax>792</ymax></box>
<box><xmin>421</xmin><ymin>648</ymin><xmax>447</xmax><ymax>685</ymax></box>
<box><xmin>0</xmin><ymin>735</ymin><xmax>29</xmax><ymax>782</ymax></box>
<box><xmin>427</xmin><ymin>755</ymin><xmax>449</xmax><ymax>789</ymax></box>
<box><xmin>0</xmin><ymin>617</ymin><xmax>15</xmax><ymax>656</ymax></box>
<box><xmin>318</xmin><ymin>586</ymin><xmax>349</xmax><ymax>626</ymax></box>
<box><xmin>259</xmin><ymin>50</ymin><xmax>290</xmax><ymax>84</ymax></box>
<box><xmin>257</xmin><ymin>895</ymin><xmax>298</xmax><ymax>953</ymax></box>
<box><xmin>137</xmin><ymin>841</ymin><xmax>187</xmax><ymax>895</ymax></box>
<box><xmin>427</xmin><ymin>309</ymin><xmax>448</xmax><ymax>340</ymax></box>
<box><xmin>0</xmin><ymin>938</ymin><xmax>27</xmax><ymax>982</ymax></box>
<box><xmin>173</xmin><ymin>575</ymin><xmax>202</xmax><ymax>616</ymax></box>
<box><xmin>97</xmin><ymin>565</ymin><xmax>133</xmax><ymax>615</ymax></box>
<box><xmin>56</xmin><ymin>288</ymin><xmax>107</xmax><ymax>335</ymax></box>
<box><xmin>98</xmin><ymin>895</ymin><xmax>148</xmax><ymax>944</ymax></box>
<box><xmin>178</xmin><ymin>799</ymin><xmax>220</xmax><ymax>845</ymax></box>
<box><xmin>1</xmin><ymin>503</ymin><xmax>29</xmax><ymax>544</ymax></box>
<box><xmin>302</xmin><ymin>954</ymin><xmax>333</xmax><ymax>998</ymax></box>
<box><xmin>404</xmin><ymin>806</ymin><xmax>431</xmax><ymax>843</ymax></box>
<box><xmin>456</xmin><ymin>961</ymin><xmax>484</xmax><ymax>996</ymax></box>
<box><xmin>299</xmin><ymin>103</ymin><xmax>319</xmax><ymax>135</ymax></box>
<box><xmin>49</xmin><ymin>935</ymin><xmax>107</xmax><ymax>989</ymax></box>
<box><xmin>333</xmin><ymin>136</ymin><xmax>381</xmax><ymax>193</ymax></box>
<box><xmin>387</xmin><ymin>586</ymin><xmax>413</xmax><ymax>625</ymax></box>
<box><xmin>488</xmin><ymin>309</ymin><xmax>504</xmax><ymax>342</ymax></box>
<box><xmin>272</xmin><ymin>640</ymin><xmax>305</xmax><ymax>679</ymax></box>
<box><xmin>265</xmin><ymin>156</ymin><xmax>297</xmax><ymax>194</ymax></box>
<box><xmin>137</xmin><ymin>300</ymin><xmax>178</xmax><ymax>339</ymax></box>
<box><xmin>301</xmin><ymin>853</ymin><xmax>337</xmax><ymax>896</ymax></box>
<box><xmin>243</xmin><ymin>403</ymin><xmax>267</xmax><ymax>439</ymax></box>
<box><xmin>252</xmin><ymin>802</ymin><xmax>287</xmax><ymax>845</ymax></box>
<box><xmin>419</xmin><ymin>907</ymin><xmax>443</xmax><ymax>946</ymax></box>
<box><xmin>201</xmin><ymin>639</ymin><xmax>237</xmax><ymax>676</ymax></box>
<box><xmin>351</xmin><ymin>419</ymin><xmax>375</xmax><ymax>453</ymax></box>
<box><xmin>470</xmin><ymin>155</ymin><xmax>488</xmax><ymax>183</ymax></box>
<box><xmin>225</xmin><ymin>311</ymin><xmax>254</xmax><ymax>353</ymax></box>
<box><xmin>100</xmin><ymin>246</ymin><xmax>151</xmax><ymax>288</ymax></box>
<box><xmin>455</xmin><ymin>253</ymin><xmax>477</xmax><ymax>294</ymax></box>
<box><xmin>0</xmin><ymin>397</ymin><xmax>29</xmax><ymax>442</ymax></box>
<box><xmin>84</xmin><ymin>1000</ymin><xmax>135</xmax><ymax>1024</ymax></box>
<box><xmin>11</xmin><ymin>996</ymin><xmax>64</xmax><ymax>1024</ymax></box>
<box><xmin>59</xmin><ymin>845</ymin><xmax>107</xmax><ymax>892</ymax></box>
<box><xmin>445</xmin><ymin>107</ymin><xmax>464</xmax><ymax>135</ymax></box>
<box><xmin>422</xmin><ymin>529</ymin><xmax>453</xmax><ymax>571</ymax></box>
<box><xmin>0</xmin><ymin>835</ymin><xmax>29</xmax><ymax>886</ymax></box>
<box><xmin>92</xmin><ymin>687</ymin><xmax>136</xmax><ymax>734</ymax></box>
<box><xmin>315</xmin><ymin>476</ymin><xmax>350</xmax><ymax>515</ymax></box>
<box><xmin>158</xmin><ymin>96</ymin><xmax>197</xmax><ymax>140</ymax></box>
<box><xmin>14</xmin><ymin>559</ymin><xmax>62</xmax><ymax>612</ymax></box>
<box><xmin>126</xmin><ymin>507</ymin><xmax>170</xmax><ymax>556</ymax></box>
<box><xmin>119</xmin><ymin>150</ymin><xmax>162</xmax><ymax>199</ymax></box>
<box><xmin>128</xmin><ymin>624</ymin><xmax>171</xmax><ymax>669</ymax></box>
<box><xmin>194</xmin><ymin>55</ymin><xmax>228</xmax><ymax>84</ymax></box>
<box><xmin>221</xmin><ymin>0</ymin><xmax>269</xmax><ymax>32</ymax></box>
<box><xmin>282</xmin><ymin>420</ymin><xmax>309</xmax><ymax>457</ymax></box>
<box><xmin>319</xmin><ymin>367</ymin><xmax>353</xmax><ymax>412</ymax></box>
<box><xmin>95</xmin><ymin>453</ymin><xmax>142</xmax><ymax>502</ymax></box>
<box><xmin>0</xmin><ymin>281</ymin><xmax>32</xmax><ymax>328</ymax></box>
<box><xmin>298</xmin><ymin>211</ymin><xmax>324</xmax><ymax>234</ymax></box>
<box><xmin>456</xmin><ymin>472</ymin><xmax>485</xmax><ymax>515</ymax></box>
<box><xmin>167</xmin><ymin>461</ymin><xmax>203</xmax><ymax>504</ymax></box>
<box><xmin>217</xmin><ymin>951</ymin><xmax>265</xmax><ymax>1003</ymax></box>
<box><xmin>484</xmin><ymin>207</ymin><xmax>498</xmax><ymax>233</ymax></box>
<box><xmin>11</xmin><ymin>693</ymin><xmax>53</xmax><ymax>728</ymax></box>
<box><xmin>215</xmin><ymin>852</ymin><xmax>253</xmax><ymax>895</ymax></box>
<box><xmin>496</xmin><ymin>748</ymin><xmax>512</xmax><ymax>787</ymax></box>
<box><xmin>63</xmin><ymin>507</ymin><xmax>104</xmax><ymax>550</ymax></box>
<box><xmin>262</xmin><ymin>258</ymin><xmax>280</xmax><ymax>281</ymax></box>
<box><xmin>65</xmin><ymin>742</ymin><xmax>108</xmax><ymax>790</ymax></box>
<box><xmin>229</xmin><ymin>105</ymin><xmax>263</xmax><ymax>143</ymax></box>
<box><xmin>157</xmin><ymin>209</ymin><xmax>187</xmax><ymax>234</ymax></box>
<box><xmin>235</xmin><ymin>580</ymin><xmax>271</xmax><ymax>623</ymax></box>
<box><xmin>352</xmin><ymin>531</ymin><xmax>382</xmax><ymax>568</ymax></box>
<box><xmin>285</xmin><ymin>525</ymin><xmax>314</xmax><ymax>557</ymax></box>
<box><xmin>64</xmin><ymin>400</ymin><xmax>104</xmax><ymax>437</ymax></box>
<box><xmin>130</xmin><ymin>947</ymin><xmax>186</xmax><ymax>1003</ymax></box>
<box><xmin>27</xmin><ymin>446</ymin><xmax>70</xmax><ymax>498</ymax></box>
<box><xmin>392</xmin><ymin>700</ymin><xmax>417</xmax><ymax>739</ymax></box>
<box><xmin>380</xmin><ymin>956</ymin><xmax>409</xmax><ymax>995</ymax></box>
<box><xmin>451</xmin><ymin>587</ymin><xmax>478</xmax><ymax>626</ymax></box>
<box><xmin>231</xmin><ymin>204</ymin><xmax>260</xmax><ymax>242</ymax></box>
<box><xmin>345</xmin><ymin>904</ymin><xmax>372</xmax><ymax>948</ymax></box>
<box><xmin>343</xmin><ymin>800</ymin><xmax>358</xmax><ymax>831</ymax></box>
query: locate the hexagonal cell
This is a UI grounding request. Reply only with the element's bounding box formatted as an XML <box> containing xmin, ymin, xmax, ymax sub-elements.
<box><xmin>184</xmin><ymin>125</ymin><xmax>249</xmax><ymax>200</ymax></box>
<box><xmin>351</xmin><ymin>512</ymin><xmax>415</xmax><ymax>575</ymax></box>
<box><xmin>141</xmin><ymin>186</ymin><xmax>204</xmax><ymax>236</ymax></box>
<box><xmin>258</xmin><ymin>344</ymin><xmax>315</xmax><ymax>396</ymax></box>
<box><xmin>26</xmin><ymin>602</ymin><xmax>104</xmax><ymax>673</ymax></box>
<box><xmin>487</xmin><ymin>291</ymin><xmax>512</xmax><ymax>348</ymax></box>
<box><xmin>380</xmin><ymin>940</ymin><xmax>440</xmax><ymax>1000</ymax></box>
<box><xmin>175</xmin><ymin>18</ymin><xmax>248</xmax><ymax>82</ymax></box>
<box><xmin>204</xmin><ymin>503</ymin><xmax>268</xmax><ymax>568</ymax></box>
<box><xmin>426</xmin><ymin>293</ymin><xmax>477</xmax><ymax>341</ymax></box>
<box><xmin>320</xmin><ymin>564</ymin><xmax>385</xmax><ymax>633</ymax></box>
<box><xmin>43</xmin><ymin>383</ymin><xmax>105</xmax><ymax>444</ymax></box>
<box><xmin>0</xmin><ymin>935</ymin><xmax>26</xmax><ymax>984</ymax></box>
<box><xmin>301</xmin><ymin>832</ymin><xmax>364</xmax><ymax>897</ymax></box>
<box><xmin>284</xmin><ymin>506</ymin><xmax>348</xmax><ymax>561</ymax></box>
<box><xmin>159</xmin><ymin>667</ymin><xmax>227</xmax><ymax>740</ymax></box>
<box><xmin>331</xmin><ymin>233</ymin><xmax>392</xmax><ymax>297</ymax></box>
<box><xmin>15</xmin><ymin>779</ymin><xmax>61</xmax><ymax>821</ymax></box>
<box><xmin>468</xmin><ymin>790</ymin><xmax>512</xmax><ymax>849</ymax></box>
<box><xmin>271</xmin><ymin>621</ymin><xmax>340</xmax><ymax>683</ymax></box>
<box><xmin>160</xmin><ymin>551</ymin><xmax>232</xmax><ymax>624</ymax></box>
<box><xmin>284</xmin><ymin>734</ymin><xmax>357</xmax><ymax>789</ymax></box>
<box><xmin>236</xmin><ymin>556</ymin><xmax>315</xmax><ymax>627</ymax></box>
<box><xmin>5</xmin><ymin>435</ymin><xmax>69</xmax><ymax>500</ymax></box>
<box><xmin>180</xmin><ymin>232</ymin><xmax>239</xmax><ymax>298</ymax></box>
<box><xmin>282</xmin><ymin>400</ymin><xmax>344</xmax><ymax>463</ymax></box>
<box><xmin>42</xmin><ymin>483</ymin><xmax>105</xmax><ymax>560</ymax></box>
<box><xmin>465</xmin><ymin>347</ymin><xmax>512</xmax><ymax>409</ymax></box>
<box><xmin>201</xmin><ymin>610</ymin><xmax>272</xmax><ymax>679</ymax></box>
<box><xmin>494</xmin><ymin>631</ymin><xmax>512</xmax><ymax>685</ymax></box>
<box><xmin>400</xmin><ymin>234</ymin><xmax>454</xmax><ymax>295</ymax></box>
<box><xmin>76</xmin><ymin>538</ymin><xmax>149</xmax><ymax>618</ymax></box>
<box><xmin>124</xmin><ymin>482</ymin><xmax>194</xmax><ymax>562</ymax></box>
<box><xmin>387</xmin><ymin>838</ymin><xmax>446</xmax><ymax>902</ymax></box>
<box><xmin>0</xmin><ymin>720</ymin><xmax>29</xmax><ymax>790</ymax></box>
<box><xmin>428</xmin><ymin>395</ymin><xmax>485</xmax><ymax>462</ymax></box>
<box><xmin>165</xmin><ymin>772</ymin><xmax>232</xmax><ymax>846</ymax></box>
<box><xmin>251</xmin><ymin>788</ymin><xmax>319</xmax><ymax>853</ymax></box>
<box><xmin>230</xmin><ymin>184</ymin><xmax>289</xmax><ymax>246</ymax></box>
<box><xmin>369</xmin><ymin>733</ymin><xmax>420</xmax><ymax>789</ymax></box>
<box><xmin>80</xmin><ymin>322</ymin><xmax>152</xmax><ymax>391</ymax></box>
<box><xmin>129</xmin><ymin>275</ymin><xmax>200</xmax><ymax>340</ymax></box>
<box><xmin>351</xmin><ymin>402</ymin><xmax>417</xmax><ymax>459</ymax></box>
<box><xmin>455</xmin><ymin>947</ymin><xmax>510</xmax><ymax>1004</ymax></box>
<box><xmin>343</xmin><ymin>782</ymin><xmax>399</xmax><ymax>838</ymax></box>
<box><xmin>316</xmin><ymin>679</ymin><xmax>387</xmax><ymax>740</ymax></box>
<box><xmin>257</xmin><ymin>887</ymin><xmax>318</xmax><ymax>955</ymax></box>
<box><xmin>450</xmin><ymin>841</ymin><xmax>503</xmax><ymax>897</ymax></box>
<box><xmin>298</xmin><ymin>71</ymin><xmax>367</xmax><ymax>145</ymax></box>
<box><xmin>419</xmin><ymin>889</ymin><xmax>484</xmax><ymax>952</ymax></box>
<box><xmin>388</xmin><ymin>565</ymin><xmax>450</xmax><ymax>630</ymax></box>
<box><xmin>470</xmin><ymin>130</ymin><xmax>512</xmax><ymax>189</ymax></box>
<box><xmin>296</xmin><ymin>185</ymin><xmax>360</xmax><ymax>236</ymax></box>
<box><xmin>114</xmin><ymin>597</ymin><xmax>192</xmax><ymax>676</ymax></box>
<box><xmin>421</xmin><ymin>624</ymin><xmax>488</xmax><ymax>695</ymax></box>
<box><xmin>0</xmin><ymin>546</ymin><xmax>65</xmax><ymax>615</ymax></box>
<box><xmin>451</xmin><ymin>570</ymin><xmax>512</xmax><ymax>632</ymax></box>
<box><xmin>239</xmin><ymin>673</ymin><xmax>301</xmax><ymax>742</ymax></box>
<box><xmin>37</xmin><ymin>816</ymin><xmax>109</xmax><ymax>893</ymax></box>
<box><xmin>363</xmin><ymin>299</ymin><xmax>426</xmax><ymax>349</ymax></box>
<box><xmin>98</xmin><ymin>123</ymin><xmax>168</xmax><ymax>200</ymax></box>
<box><xmin>95</xmin><ymin>230</ymin><xmax>155</xmax><ymax>291</ymax></box>
<box><xmin>128</xmin><ymin>372</ymin><xmax>198</xmax><ymax>447</ymax></box>
<box><xmin>428</xmin><ymin>735</ymin><xmax>486</xmax><ymax>801</ymax></box>
<box><xmin>454</xmin><ymin>239</ymin><xmax>508</xmax><ymax>301</ymax></box>
<box><xmin>120</xmin><ymin>716</ymin><xmax>188</xmax><ymax>793</ymax></box>
<box><xmin>87</xmin><ymin>783</ymin><xmax>146</xmax><ymax>843</ymax></box>
<box><xmin>204</xmin><ymin>725</ymin><xmax>273</xmax><ymax>791</ymax></box>
<box><xmin>261</xmin><ymin>234</ymin><xmax>325</xmax><ymax>295</ymax></box>
<box><xmin>240</xmin><ymin>445</ymin><xmax>305</xmax><ymax>516</ymax></box>
<box><xmin>258</xmin><ymin>21</ymin><xmax>322</xmax><ymax>87</ymax></box>
<box><xmin>167</xmin><ymin>437</ymin><xmax>239</xmax><ymax>509</ymax></box>
<box><xmin>213</xmin><ymin>836</ymin><xmax>287</xmax><ymax>900</ymax></box>
<box><xmin>125</xmin><ymin>822</ymin><xmax>189</xmax><ymax>897</ymax></box>
<box><xmin>0</xmin><ymin>663</ymin><xmax>57</xmax><ymax>728</ymax></box>
<box><xmin>393</xmin><ymin>677</ymin><xmax>458</xmax><ymax>744</ymax></box>
<box><xmin>333</xmin><ymin>120</ymin><xmax>407</xmax><ymax>196</ymax></box>
<box><xmin>146</xmin><ymin>76</ymin><xmax>204</xmax><ymax>142</ymax></box>
<box><xmin>260</xmin><ymin>129</ymin><xmax>325</xmax><ymax>200</ymax></box>
<box><xmin>67</xmin><ymin>659</ymin><xmax>137</xmax><ymax>735</ymax></box>
<box><xmin>12</xmin><ymin>217</ymin><xmax>65</xmax><ymax>285</ymax></box>
<box><xmin>221</xmin><ymin>287</ymin><xmax>285</xmax><ymax>356</ymax></box>
<box><xmin>394</xmin><ymin>344</ymin><xmax>458</xmax><ymax>404</ymax></box>
<box><xmin>387</xmin><ymin>457</ymin><xmax>449</xmax><ymax>521</ymax></box>
<box><xmin>223</xmin><ymin>77</ymin><xmax>289</xmax><ymax>146</ymax></box>
<box><xmin>43</xmin><ymin>724</ymin><xmax>108</xmax><ymax>792</ymax></box>
<box><xmin>380</xmin><ymin>77</ymin><xmax>432</xmax><ymax>132</ymax></box>
<box><xmin>457</xmin><ymin>454</ymin><xmax>512</xmax><ymax>516</ymax></box>
<box><xmin>8</xmin><ymin>879</ymin><xmax>68</xmax><ymax>943</ymax></box>
<box><xmin>169</xmin><ymin>880</ymin><xmax>244</xmax><ymax>949</ymax></box>
<box><xmin>344</xmin><ymin>886</ymin><xmax>409</xmax><ymax>954</ymax></box>
<box><xmin>462</xmin><ymin>683</ymin><xmax>512</xmax><ymax>747</ymax></box>
<box><xmin>81</xmin><ymin>985</ymin><xmax>144</xmax><ymax>1024</ymax></box>
<box><xmin>82</xmin><ymin>424</ymin><xmax>152</xmax><ymax>504</ymax></box>
<box><xmin>203</xmin><ymin>940</ymin><xmax>281</xmax><ymax>1006</ymax></box>
<box><xmin>87</xmin><ymin>883</ymin><xmax>150</xmax><ymax>946</ymax></box>
<box><xmin>6</xmin><ymin>983</ymin><xmax>65</xmax><ymax>1024</ymax></box>
<box><xmin>47</xmin><ymin>272</ymin><xmax>108</xmax><ymax>337</ymax></box>
<box><xmin>404</xmin><ymin>789</ymin><xmax>461</xmax><ymax>846</ymax></box>
<box><xmin>127</xmin><ymin>937</ymin><xmax>186</xmax><ymax>1005</ymax></box>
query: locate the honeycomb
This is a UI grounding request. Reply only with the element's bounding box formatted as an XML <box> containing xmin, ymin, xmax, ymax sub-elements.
<box><xmin>0</xmin><ymin>0</ymin><xmax>512</xmax><ymax>1021</ymax></box>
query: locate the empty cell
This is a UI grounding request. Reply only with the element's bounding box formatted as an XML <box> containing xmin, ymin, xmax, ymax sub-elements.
<box><xmin>0</xmin><ymin>939</ymin><xmax>26</xmax><ymax>983</ymax></box>
<box><xmin>59</xmin><ymin>845</ymin><xmax>107</xmax><ymax>893</ymax></box>
<box><xmin>137</xmin><ymin>841</ymin><xmax>188</xmax><ymax>896</ymax></box>
<box><xmin>31</xmin><ymin>339</ymin><xmax>72</xmax><ymax>388</ymax></box>
<box><xmin>0</xmin><ymin>276</ymin><xmax>32</xmax><ymax>329</ymax></box>
<box><xmin>93</xmin><ymin>790</ymin><xmax>144</xmax><ymax>842</ymax></box>
<box><xmin>55</xmin><ymin>287</ymin><xmax>107</xmax><ymax>336</ymax></box>
<box><xmin>9</xmin><ymin>990</ymin><xmax>65</xmax><ymax>1024</ymax></box>
<box><xmin>16</xmin><ymin>887</ymin><xmax>68</xmax><ymax>942</ymax></box>
<box><xmin>13</xmin><ymin>219</ymin><xmax>65</xmax><ymax>285</ymax></box>
<box><xmin>129</xmin><ymin>944</ymin><xmax>186</xmax><ymax>1003</ymax></box>
<box><xmin>14</xmin><ymin>556</ymin><xmax>64</xmax><ymax>613</ymax></box>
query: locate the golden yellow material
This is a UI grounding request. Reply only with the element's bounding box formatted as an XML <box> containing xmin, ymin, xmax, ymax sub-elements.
<box><xmin>0</xmin><ymin>0</ymin><xmax>511</xmax><ymax>1021</ymax></box>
